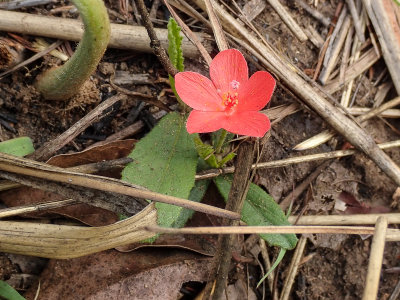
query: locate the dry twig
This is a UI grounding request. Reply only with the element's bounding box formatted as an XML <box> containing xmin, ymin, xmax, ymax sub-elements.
<box><xmin>266</xmin><ymin>0</ymin><xmax>308</xmax><ymax>42</ymax></box>
<box><xmin>0</xmin><ymin>152</ymin><xmax>240</xmax><ymax>219</ymax></box>
<box><xmin>136</xmin><ymin>0</ymin><xmax>178</xmax><ymax>76</ymax></box>
<box><xmin>362</xmin><ymin>217</ymin><xmax>388</xmax><ymax>300</ymax></box>
<box><xmin>0</xmin><ymin>10</ymin><xmax>208</xmax><ymax>58</ymax></box>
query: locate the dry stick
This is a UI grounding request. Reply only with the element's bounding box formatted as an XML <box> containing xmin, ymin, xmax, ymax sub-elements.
<box><xmin>362</xmin><ymin>0</ymin><xmax>400</xmax><ymax>95</ymax></box>
<box><xmin>0</xmin><ymin>152</ymin><xmax>240</xmax><ymax>220</ymax></box>
<box><xmin>0</xmin><ymin>0</ymin><xmax>54</xmax><ymax>10</ymax></box>
<box><xmin>346</xmin><ymin>0</ymin><xmax>365</xmax><ymax>43</ymax></box>
<box><xmin>304</xmin><ymin>24</ymin><xmax>325</xmax><ymax>48</ymax></box>
<box><xmin>313</xmin><ymin>2</ymin><xmax>344</xmax><ymax>80</ymax></box>
<box><xmin>279</xmin><ymin>236</ymin><xmax>307</xmax><ymax>300</ymax></box>
<box><xmin>324</xmin><ymin>47</ymin><xmax>380</xmax><ymax>94</ymax></box>
<box><xmin>195</xmin><ymin>139</ymin><xmax>400</xmax><ymax>181</ymax></box>
<box><xmin>294</xmin><ymin>0</ymin><xmax>331</xmax><ymax>27</ymax></box>
<box><xmin>348</xmin><ymin>107</ymin><xmax>400</xmax><ymax>118</ymax></box>
<box><xmin>339</xmin><ymin>25</ymin><xmax>354</xmax><ymax>83</ymax></box>
<box><xmin>289</xmin><ymin>213</ymin><xmax>400</xmax><ymax>225</ymax></box>
<box><xmin>0</xmin><ymin>170</ymin><xmax>147</xmax><ymax>216</ymax></box>
<box><xmin>136</xmin><ymin>0</ymin><xmax>178</xmax><ymax>76</ymax></box>
<box><xmin>204</xmin><ymin>0</ymin><xmax>229</xmax><ymax>50</ymax></box>
<box><xmin>0</xmin><ymin>199</ymin><xmax>79</xmax><ymax>218</ymax></box>
<box><xmin>389</xmin><ymin>279</ymin><xmax>400</xmax><ymax>300</ymax></box>
<box><xmin>30</xmin><ymin>94</ymin><xmax>127</xmax><ymax>161</ymax></box>
<box><xmin>0</xmin><ymin>10</ymin><xmax>207</xmax><ymax>58</ymax></box>
<box><xmin>340</xmin><ymin>4</ymin><xmax>366</xmax><ymax>107</ymax></box>
<box><xmin>205</xmin><ymin>143</ymin><xmax>255</xmax><ymax>300</ymax></box>
<box><xmin>146</xmin><ymin>225</ymin><xmax>400</xmax><ymax>238</ymax></box>
<box><xmin>373</xmin><ymin>82</ymin><xmax>393</xmax><ymax>108</ymax></box>
<box><xmin>362</xmin><ymin>217</ymin><xmax>388</xmax><ymax>300</ymax></box>
<box><xmin>319</xmin><ymin>14</ymin><xmax>351</xmax><ymax>84</ymax></box>
<box><xmin>169</xmin><ymin>0</ymin><xmax>209</xmax><ymax>28</ymax></box>
<box><xmin>323</xmin><ymin>5</ymin><xmax>348</xmax><ymax>67</ymax></box>
<box><xmin>266</xmin><ymin>0</ymin><xmax>308</xmax><ymax>42</ymax></box>
<box><xmin>0</xmin><ymin>157</ymin><xmax>133</xmax><ymax>192</ymax></box>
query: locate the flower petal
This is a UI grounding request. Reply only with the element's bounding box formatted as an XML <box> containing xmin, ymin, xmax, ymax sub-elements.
<box><xmin>210</xmin><ymin>49</ymin><xmax>248</xmax><ymax>94</ymax></box>
<box><xmin>186</xmin><ymin>110</ymin><xmax>226</xmax><ymax>133</ymax></box>
<box><xmin>237</xmin><ymin>71</ymin><xmax>276</xmax><ymax>111</ymax></box>
<box><xmin>175</xmin><ymin>72</ymin><xmax>224</xmax><ymax>111</ymax></box>
<box><xmin>223</xmin><ymin>111</ymin><xmax>271</xmax><ymax>137</ymax></box>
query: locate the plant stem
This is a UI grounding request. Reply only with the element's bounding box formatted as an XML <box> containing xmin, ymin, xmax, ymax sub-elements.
<box><xmin>203</xmin><ymin>141</ymin><xmax>255</xmax><ymax>300</ymax></box>
<box><xmin>136</xmin><ymin>0</ymin><xmax>178</xmax><ymax>76</ymax></box>
<box><xmin>35</xmin><ymin>0</ymin><xmax>110</xmax><ymax>100</ymax></box>
<box><xmin>214</xmin><ymin>129</ymin><xmax>228</xmax><ymax>154</ymax></box>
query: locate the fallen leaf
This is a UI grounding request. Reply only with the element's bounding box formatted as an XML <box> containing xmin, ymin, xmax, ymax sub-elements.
<box><xmin>24</xmin><ymin>249</ymin><xmax>212</xmax><ymax>300</ymax></box>
<box><xmin>338</xmin><ymin>191</ymin><xmax>391</xmax><ymax>214</ymax></box>
<box><xmin>0</xmin><ymin>140</ymin><xmax>136</xmax><ymax>226</ymax></box>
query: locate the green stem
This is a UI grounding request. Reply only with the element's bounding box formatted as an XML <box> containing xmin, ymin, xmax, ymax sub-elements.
<box><xmin>215</xmin><ymin>129</ymin><xmax>228</xmax><ymax>154</ymax></box>
<box><xmin>35</xmin><ymin>0</ymin><xmax>110</xmax><ymax>100</ymax></box>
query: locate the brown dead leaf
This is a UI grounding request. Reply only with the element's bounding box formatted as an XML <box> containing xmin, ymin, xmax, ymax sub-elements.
<box><xmin>116</xmin><ymin>233</ymin><xmax>216</xmax><ymax>256</ymax></box>
<box><xmin>0</xmin><ymin>188</ymin><xmax>118</xmax><ymax>226</ymax></box>
<box><xmin>47</xmin><ymin>139</ymin><xmax>135</xmax><ymax>167</ymax></box>
<box><xmin>24</xmin><ymin>249</ymin><xmax>212</xmax><ymax>300</ymax></box>
<box><xmin>338</xmin><ymin>191</ymin><xmax>391</xmax><ymax>214</ymax></box>
<box><xmin>0</xmin><ymin>140</ymin><xmax>136</xmax><ymax>226</ymax></box>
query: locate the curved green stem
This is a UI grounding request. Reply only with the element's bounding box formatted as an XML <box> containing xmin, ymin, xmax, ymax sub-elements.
<box><xmin>35</xmin><ymin>0</ymin><xmax>110</xmax><ymax>100</ymax></box>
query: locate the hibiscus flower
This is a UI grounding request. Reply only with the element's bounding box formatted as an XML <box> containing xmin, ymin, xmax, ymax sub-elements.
<box><xmin>175</xmin><ymin>49</ymin><xmax>276</xmax><ymax>137</ymax></box>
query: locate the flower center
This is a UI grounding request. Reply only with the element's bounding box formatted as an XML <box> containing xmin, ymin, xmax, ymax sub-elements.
<box><xmin>222</xmin><ymin>91</ymin><xmax>238</xmax><ymax>110</ymax></box>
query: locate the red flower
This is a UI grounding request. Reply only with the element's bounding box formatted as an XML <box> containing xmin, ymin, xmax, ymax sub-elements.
<box><xmin>175</xmin><ymin>49</ymin><xmax>276</xmax><ymax>137</ymax></box>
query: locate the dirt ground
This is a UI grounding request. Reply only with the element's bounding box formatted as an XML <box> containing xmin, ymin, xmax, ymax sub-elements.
<box><xmin>0</xmin><ymin>0</ymin><xmax>399</xmax><ymax>299</ymax></box>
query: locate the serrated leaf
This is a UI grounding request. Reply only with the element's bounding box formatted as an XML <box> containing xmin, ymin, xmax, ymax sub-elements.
<box><xmin>0</xmin><ymin>137</ymin><xmax>34</xmax><ymax>157</ymax></box>
<box><xmin>0</xmin><ymin>281</ymin><xmax>25</xmax><ymax>300</ymax></box>
<box><xmin>214</xmin><ymin>175</ymin><xmax>298</xmax><ymax>250</ymax></box>
<box><xmin>167</xmin><ymin>17</ymin><xmax>184</xmax><ymax>72</ymax></box>
<box><xmin>122</xmin><ymin>112</ymin><xmax>198</xmax><ymax>228</ymax></box>
<box><xmin>217</xmin><ymin>152</ymin><xmax>236</xmax><ymax>168</ymax></box>
<box><xmin>193</xmin><ymin>135</ymin><xmax>219</xmax><ymax>168</ymax></box>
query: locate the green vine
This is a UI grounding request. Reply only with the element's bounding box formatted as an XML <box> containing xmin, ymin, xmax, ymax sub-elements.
<box><xmin>35</xmin><ymin>0</ymin><xmax>110</xmax><ymax>100</ymax></box>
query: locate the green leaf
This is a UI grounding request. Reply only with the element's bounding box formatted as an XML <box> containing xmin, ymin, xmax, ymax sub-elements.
<box><xmin>257</xmin><ymin>248</ymin><xmax>286</xmax><ymax>287</ymax></box>
<box><xmin>193</xmin><ymin>135</ymin><xmax>219</xmax><ymax>168</ymax></box>
<box><xmin>217</xmin><ymin>152</ymin><xmax>236</xmax><ymax>168</ymax></box>
<box><xmin>214</xmin><ymin>175</ymin><xmax>298</xmax><ymax>250</ymax></box>
<box><xmin>167</xmin><ymin>17</ymin><xmax>184</xmax><ymax>72</ymax></box>
<box><xmin>174</xmin><ymin>179</ymin><xmax>210</xmax><ymax>228</ymax></box>
<box><xmin>0</xmin><ymin>281</ymin><xmax>25</xmax><ymax>300</ymax></box>
<box><xmin>167</xmin><ymin>18</ymin><xmax>185</xmax><ymax>108</ymax></box>
<box><xmin>0</xmin><ymin>137</ymin><xmax>34</xmax><ymax>157</ymax></box>
<box><xmin>122</xmin><ymin>112</ymin><xmax>198</xmax><ymax>228</ymax></box>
